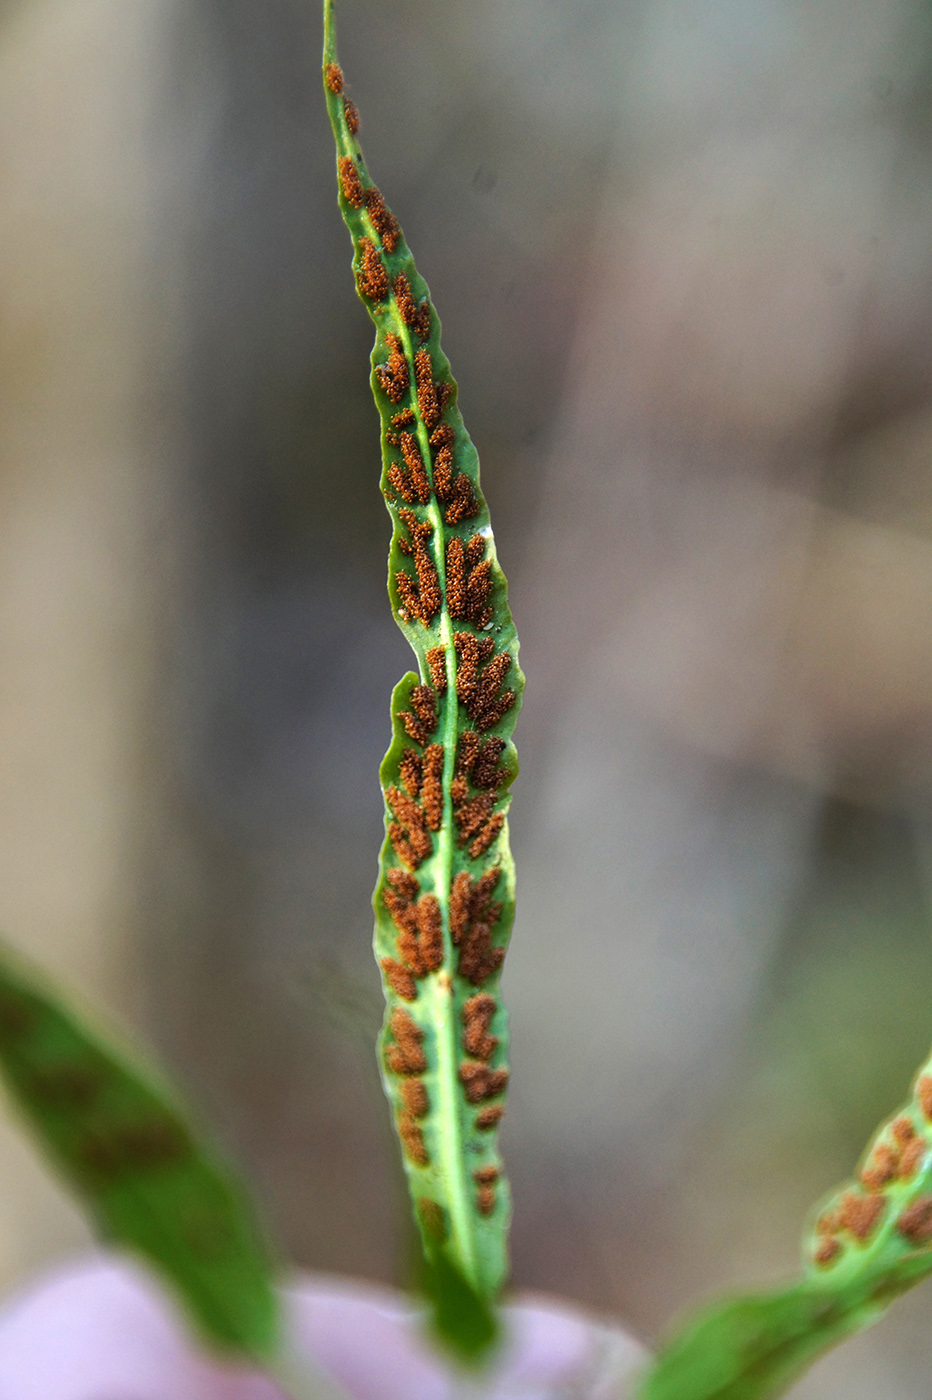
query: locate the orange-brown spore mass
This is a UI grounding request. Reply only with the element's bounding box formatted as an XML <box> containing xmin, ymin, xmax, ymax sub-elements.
<box><xmin>429</xmin><ymin>422</ymin><xmax>478</xmax><ymax>525</ymax></box>
<box><xmin>324</xmin><ymin>62</ymin><xmax>344</xmax><ymax>93</ymax></box>
<box><xmin>454</xmin><ymin>633</ymin><xmax>516</xmax><ymax>731</ymax></box>
<box><xmin>839</xmin><ymin>1191</ymin><xmax>885</xmax><ymax>1241</ymax></box>
<box><xmin>860</xmin><ymin>1143</ymin><xmax>900</xmax><ymax>1191</ymax></box>
<box><xmin>344</xmin><ymin>97</ymin><xmax>360</xmax><ymax>134</ymax></box>
<box><xmin>402</xmin><ymin>1079</ymin><xmax>429</xmax><ymax>1118</ymax></box>
<box><xmin>897</xmin><ymin>1195</ymin><xmax>932</xmax><ymax>1243</ymax></box>
<box><xmin>385</xmin><ymin>785</ymin><xmax>432</xmax><ymax>868</ymax></box>
<box><xmin>426</xmin><ymin>647</ymin><xmax>447</xmax><ymax>694</ymax></box>
<box><xmin>459</xmin><ymin>1063</ymin><xmax>509</xmax><ymax>1104</ymax></box>
<box><xmin>445</xmin><ymin>536</ymin><xmax>493</xmax><ymax>627</ymax></box>
<box><xmin>393</xmin><ymin>275</ymin><xmax>431</xmax><ymax>340</ymax></box>
<box><xmin>463</xmin><ymin>994</ymin><xmax>498</xmax><ymax>1060</ymax></box>
<box><xmin>398</xmin><ymin>683</ymin><xmax>439</xmax><ymax>747</ymax></box>
<box><xmin>476</xmin><ymin>1105</ymin><xmax>504</xmax><ymax>1130</ymax></box>
<box><xmin>381</xmin><ymin>957</ymin><xmax>417</xmax><ymax>1001</ymax></box>
<box><xmin>421</xmin><ymin>743</ymin><xmax>444</xmax><ymax>831</ymax></box>
<box><xmin>356</xmin><ymin>237</ymin><xmax>388</xmax><ymax>301</ymax></box>
<box><xmin>813</xmin><ymin>1238</ymin><xmax>841</xmax><ymax>1267</ymax></box>
<box><xmin>918</xmin><ymin>1075</ymin><xmax>932</xmax><ymax>1120</ymax></box>
<box><xmin>338</xmin><ymin>155</ymin><xmax>364</xmax><ymax>208</ymax></box>
<box><xmin>398</xmin><ymin>1111</ymin><xmax>429</xmax><ymax>1166</ymax></box>
<box><xmin>376</xmin><ymin>334</ymin><xmax>410</xmax><ymax>407</ymax></box>
<box><xmin>399</xmin><ymin>748</ymin><xmax>423</xmax><ymax>798</ymax></box>
<box><xmin>364</xmin><ymin>186</ymin><xmax>401</xmax><ymax>253</ymax></box>
<box><xmin>476</xmin><ymin>1184</ymin><xmax>496</xmax><ymax>1216</ymax></box>
<box><xmin>395</xmin><ymin>510</ymin><xmax>442</xmax><ymax>626</ymax></box>
<box><xmin>449</xmin><ymin>868</ymin><xmax>504</xmax><ymax>984</ymax></box>
<box><xmin>386</xmin><ymin>1009</ymin><xmax>427</xmax><ymax>1075</ymax></box>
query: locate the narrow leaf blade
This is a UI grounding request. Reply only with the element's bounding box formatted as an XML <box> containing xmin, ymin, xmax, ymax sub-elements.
<box><xmin>322</xmin><ymin>0</ymin><xmax>523</xmax><ymax>1340</ymax></box>
<box><xmin>638</xmin><ymin>1049</ymin><xmax>932</xmax><ymax>1398</ymax></box>
<box><xmin>0</xmin><ymin>943</ymin><xmax>279</xmax><ymax>1360</ymax></box>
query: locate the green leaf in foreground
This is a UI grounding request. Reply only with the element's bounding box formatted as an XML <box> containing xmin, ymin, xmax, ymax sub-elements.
<box><xmin>322</xmin><ymin>0</ymin><xmax>522</xmax><ymax>1354</ymax></box>
<box><xmin>638</xmin><ymin>1051</ymin><xmax>932</xmax><ymax>1399</ymax></box>
<box><xmin>0</xmin><ymin>942</ymin><xmax>278</xmax><ymax>1360</ymax></box>
<box><xmin>420</xmin><ymin>1248</ymin><xmax>499</xmax><ymax>1361</ymax></box>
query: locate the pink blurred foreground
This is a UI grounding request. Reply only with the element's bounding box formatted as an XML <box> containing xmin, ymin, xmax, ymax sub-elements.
<box><xmin>0</xmin><ymin>1254</ymin><xmax>649</xmax><ymax>1400</ymax></box>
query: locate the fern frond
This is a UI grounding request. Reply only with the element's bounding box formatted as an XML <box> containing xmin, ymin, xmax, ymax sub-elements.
<box><xmin>322</xmin><ymin>0</ymin><xmax>522</xmax><ymax>1320</ymax></box>
<box><xmin>639</xmin><ymin>1050</ymin><xmax>932</xmax><ymax>1398</ymax></box>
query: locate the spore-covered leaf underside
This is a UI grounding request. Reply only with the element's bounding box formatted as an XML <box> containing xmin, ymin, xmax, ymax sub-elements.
<box><xmin>323</xmin><ymin>2</ymin><xmax>523</xmax><ymax>1313</ymax></box>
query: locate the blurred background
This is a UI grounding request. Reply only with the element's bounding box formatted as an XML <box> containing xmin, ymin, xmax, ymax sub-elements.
<box><xmin>2</xmin><ymin>0</ymin><xmax>932</xmax><ymax>1394</ymax></box>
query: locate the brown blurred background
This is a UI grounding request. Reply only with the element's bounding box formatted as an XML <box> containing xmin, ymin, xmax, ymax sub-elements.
<box><xmin>3</xmin><ymin>0</ymin><xmax>932</xmax><ymax>1394</ymax></box>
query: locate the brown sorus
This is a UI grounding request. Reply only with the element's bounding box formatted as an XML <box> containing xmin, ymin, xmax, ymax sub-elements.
<box><xmin>338</xmin><ymin>155</ymin><xmax>364</xmax><ymax>208</ymax></box>
<box><xmin>364</xmin><ymin>186</ymin><xmax>400</xmax><ymax>253</ymax></box>
<box><xmin>356</xmin><ymin>237</ymin><xmax>388</xmax><ymax>301</ymax></box>
<box><xmin>401</xmin><ymin>1079</ymin><xmax>429</xmax><ymax>1118</ymax></box>
<box><xmin>414</xmin><ymin>349</ymin><xmax>443</xmax><ymax>431</ymax></box>
<box><xmin>392</xmin><ymin>409</ymin><xmax>416</xmax><ymax>430</ymax></box>
<box><xmin>415</xmin><ymin>895</ymin><xmax>443</xmax><ymax>973</ymax></box>
<box><xmin>839</xmin><ymin>1192</ymin><xmax>885</xmax><ymax>1241</ymax></box>
<box><xmin>860</xmin><ymin>1143</ymin><xmax>900</xmax><ymax>1191</ymax></box>
<box><xmin>476</xmin><ymin>1105</ymin><xmax>505</xmax><ymax>1130</ymax></box>
<box><xmin>426</xmin><ymin>647</ymin><xmax>447</xmax><ymax>693</ymax></box>
<box><xmin>399</xmin><ymin>683</ymin><xmax>439</xmax><ymax>746</ymax></box>
<box><xmin>395</xmin><ymin>510</ymin><xmax>442</xmax><ymax>625</ymax></box>
<box><xmin>446</xmin><ymin>535</ymin><xmax>492</xmax><ymax>626</ymax></box>
<box><xmin>389</xmin><ymin>432</ymin><xmax>430</xmax><ymax>504</ymax></box>
<box><xmin>458</xmin><ymin>910</ymin><xmax>505</xmax><ymax>982</ymax></box>
<box><xmin>449</xmin><ymin>868</ymin><xmax>502</xmax><ymax>947</ymax></box>
<box><xmin>343</xmin><ymin>97</ymin><xmax>360</xmax><ymax>134</ymax></box>
<box><xmin>918</xmin><ymin>1075</ymin><xmax>932</xmax><ymax>1120</ymax></box>
<box><xmin>386</xmin><ymin>1009</ymin><xmax>427</xmax><ymax>1075</ymax></box>
<box><xmin>463</xmin><ymin>994</ymin><xmax>498</xmax><ymax>1060</ymax></box>
<box><xmin>375</xmin><ymin>334</ymin><xmax>410</xmax><ymax>407</ymax></box>
<box><xmin>476</xmin><ymin>1184</ymin><xmax>496</xmax><ymax>1216</ymax></box>
<box><xmin>324</xmin><ymin>62</ymin><xmax>344</xmax><ymax>93</ymax></box>
<box><xmin>454</xmin><ymin>632</ymin><xmax>516</xmax><ymax>731</ymax></box>
<box><xmin>472</xmin><ymin>737</ymin><xmax>506</xmax><ymax>790</ymax></box>
<box><xmin>455</xmin><ymin>792</ymin><xmax>495</xmax><ymax>842</ymax></box>
<box><xmin>393</xmin><ymin>274</ymin><xmax>431</xmax><ymax>339</ymax></box>
<box><xmin>431</xmin><ymin>443</ymin><xmax>478</xmax><ymax>525</ymax></box>
<box><xmin>398</xmin><ymin>1111</ymin><xmax>429</xmax><ymax>1166</ymax></box>
<box><xmin>892</xmin><ymin>1117</ymin><xmax>917</xmax><ymax>1145</ymax></box>
<box><xmin>381</xmin><ymin>958</ymin><xmax>417</xmax><ymax>1001</ymax></box>
<box><xmin>387</xmin><ymin>867</ymin><xmax>419</xmax><ymax>901</ymax></box>
<box><xmin>459</xmin><ymin>1063</ymin><xmax>509</xmax><ymax>1103</ymax></box>
<box><xmin>421</xmin><ymin>744</ymin><xmax>444</xmax><ymax>831</ymax></box>
<box><xmin>898</xmin><ymin>1195</ymin><xmax>932</xmax><ymax>1244</ymax></box>
<box><xmin>469</xmin><ymin>814</ymin><xmax>505</xmax><ymax>861</ymax></box>
<box><xmin>813</xmin><ymin>1238</ymin><xmax>841</xmax><ymax>1267</ymax></box>
<box><xmin>385</xmin><ymin>786</ymin><xmax>432</xmax><ymax>868</ymax></box>
<box><xmin>900</xmin><ymin>1137</ymin><xmax>926</xmax><ymax>1179</ymax></box>
<box><xmin>399</xmin><ymin>748</ymin><xmax>424</xmax><ymax>798</ymax></box>
<box><xmin>816</xmin><ymin>1207</ymin><xmax>844</xmax><ymax>1235</ymax></box>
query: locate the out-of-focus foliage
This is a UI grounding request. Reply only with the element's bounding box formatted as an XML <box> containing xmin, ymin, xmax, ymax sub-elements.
<box><xmin>0</xmin><ymin>943</ymin><xmax>279</xmax><ymax>1359</ymax></box>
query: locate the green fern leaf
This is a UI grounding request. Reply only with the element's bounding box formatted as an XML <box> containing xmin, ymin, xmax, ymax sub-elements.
<box><xmin>0</xmin><ymin>942</ymin><xmax>279</xmax><ymax>1360</ymax></box>
<box><xmin>322</xmin><ymin>0</ymin><xmax>523</xmax><ymax>1330</ymax></box>
<box><xmin>639</xmin><ymin>1053</ymin><xmax>932</xmax><ymax>1398</ymax></box>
